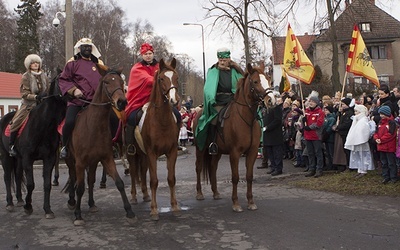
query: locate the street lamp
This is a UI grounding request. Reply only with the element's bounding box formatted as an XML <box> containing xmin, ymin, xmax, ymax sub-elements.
<box><xmin>183</xmin><ymin>23</ymin><xmax>206</xmax><ymax>84</ymax></box>
<box><xmin>52</xmin><ymin>0</ymin><xmax>73</xmax><ymax>63</ymax></box>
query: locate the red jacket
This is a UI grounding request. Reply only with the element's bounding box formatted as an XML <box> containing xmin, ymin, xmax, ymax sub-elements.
<box><xmin>303</xmin><ymin>106</ymin><xmax>325</xmax><ymax>141</ymax></box>
<box><xmin>373</xmin><ymin>116</ymin><xmax>397</xmax><ymax>153</ymax></box>
<box><xmin>125</xmin><ymin>61</ymin><xmax>159</xmax><ymax>116</ymax></box>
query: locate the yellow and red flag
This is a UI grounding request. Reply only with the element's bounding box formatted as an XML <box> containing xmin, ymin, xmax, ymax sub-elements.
<box><xmin>346</xmin><ymin>25</ymin><xmax>379</xmax><ymax>87</ymax></box>
<box><xmin>283</xmin><ymin>24</ymin><xmax>315</xmax><ymax>84</ymax></box>
<box><xmin>282</xmin><ymin>67</ymin><xmax>291</xmax><ymax>92</ymax></box>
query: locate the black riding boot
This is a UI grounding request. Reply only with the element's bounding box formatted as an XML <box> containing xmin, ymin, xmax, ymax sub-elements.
<box><xmin>9</xmin><ymin>131</ymin><xmax>17</xmax><ymax>157</ymax></box>
<box><xmin>126</xmin><ymin>125</ymin><xmax>136</xmax><ymax>155</ymax></box>
<box><xmin>208</xmin><ymin>125</ymin><xmax>218</xmax><ymax>155</ymax></box>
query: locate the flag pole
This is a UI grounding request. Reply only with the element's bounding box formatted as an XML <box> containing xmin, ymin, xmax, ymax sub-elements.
<box><xmin>336</xmin><ymin>71</ymin><xmax>348</xmax><ymax>125</ymax></box>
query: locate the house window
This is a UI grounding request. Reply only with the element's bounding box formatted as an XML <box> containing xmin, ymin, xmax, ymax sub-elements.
<box><xmin>368</xmin><ymin>45</ymin><xmax>386</xmax><ymax>59</ymax></box>
<box><xmin>378</xmin><ymin>76</ymin><xmax>389</xmax><ymax>85</ymax></box>
<box><xmin>9</xmin><ymin>105</ymin><xmax>18</xmax><ymax>112</ymax></box>
<box><xmin>359</xmin><ymin>22</ymin><xmax>371</xmax><ymax>32</ymax></box>
<box><xmin>0</xmin><ymin>105</ymin><xmax>3</xmax><ymax>118</ymax></box>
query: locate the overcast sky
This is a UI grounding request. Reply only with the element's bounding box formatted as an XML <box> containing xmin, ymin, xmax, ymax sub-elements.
<box><xmin>4</xmin><ymin>0</ymin><xmax>400</xmax><ymax>72</ymax></box>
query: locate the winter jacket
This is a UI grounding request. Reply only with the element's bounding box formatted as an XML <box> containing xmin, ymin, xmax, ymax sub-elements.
<box><xmin>303</xmin><ymin>106</ymin><xmax>325</xmax><ymax>141</ymax></box>
<box><xmin>373</xmin><ymin>116</ymin><xmax>397</xmax><ymax>153</ymax></box>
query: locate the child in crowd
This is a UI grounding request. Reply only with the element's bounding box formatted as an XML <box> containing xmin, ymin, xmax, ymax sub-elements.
<box><xmin>373</xmin><ymin>106</ymin><xmax>398</xmax><ymax>184</ymax></box>
<box><xmin>179</xmin><ymin>123</ymin><xmax>188</xmax><ymax>147</ymax></box>
<box><xmin>292</xmin><ymin>108</ymin><xmax>305</xmax><ymax>168</ymax></box>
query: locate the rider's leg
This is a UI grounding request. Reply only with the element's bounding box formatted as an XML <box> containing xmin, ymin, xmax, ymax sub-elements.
<box><xmin>126</xmin><ymin>109</ymin><xmax>139</xmax><ymax>155</ymax></box>
<box><xmin>8</xmin><ymin>130</ymin><xmax>18</xmax><ymax>157</ymax></box>
<box><xmin>60</xmin><ymin>106</ymin><xmax>81</xmax><ymax>158</ymax></box>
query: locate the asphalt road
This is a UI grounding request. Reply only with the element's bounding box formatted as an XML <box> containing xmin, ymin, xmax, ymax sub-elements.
<box><xmin>0</xmin><ymin>146</ymin><xmax>399</xmax><ymax>250</ymax></box>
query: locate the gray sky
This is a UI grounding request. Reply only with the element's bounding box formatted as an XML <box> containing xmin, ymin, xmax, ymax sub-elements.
<box><xmin>4</xmin><ymin>0</ymin><xmax>400</xmax><ymax>72</ymax></box>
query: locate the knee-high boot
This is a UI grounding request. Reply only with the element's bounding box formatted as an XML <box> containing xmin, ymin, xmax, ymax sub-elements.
<box><xmin>9</xmin><ymin>131</ymin><xmax>17</xmax><ymax>157</ymax></box>
<box><xmin>126</xmin><ymin>125</ymin><xmax>136</xmax><ymax>155</ymax></box>
<box><xmin>208</xmin><ymin>124</ymin><xmax>218</xmax><ymax>155</ymax></box>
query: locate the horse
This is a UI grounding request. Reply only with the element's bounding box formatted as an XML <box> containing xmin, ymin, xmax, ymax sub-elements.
<box><xmin>64</xmin><ymin>65</ymin><xmax>136</xmax><ymax>226</ymax></box>
<box><xmin>0</xmin><ymin>75</ymin><xmax>66</xmax><ymax>218</ymax></box>
<box><xmin>193</xmin><ymin>63</ymin><xmax>273</xmax><ymax>212</ymax></box>
<box><xmin>127</xmin><ymin>58</ymin><xmax>180</xmax><ymax>221</ymax></box>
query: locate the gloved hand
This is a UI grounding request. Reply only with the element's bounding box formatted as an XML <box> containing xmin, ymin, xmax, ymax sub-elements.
<box><xmin>36</xmin><ymin>92</ymin><xmax>47</xmax><ymax>101</ymax></box>
<box><xmin>302</xmin><ymin>116</ymin><xmax>307</xmax><ymax>124</ymax></box>
<box><xmin>303</xmin><ymin>126</ymin><xmax>312</xmax><ymax>131</ymax></box>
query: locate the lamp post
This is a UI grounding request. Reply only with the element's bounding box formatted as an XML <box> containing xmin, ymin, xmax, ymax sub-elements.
<box><xmin>183</xmin><ymin>23</ymin><xmax>206</xmax><ymax>84</ymax></box>
<box><xmin>52</xmin><ymin>0</ymin><xmax>73</xmax><ymax>63</ymax></box>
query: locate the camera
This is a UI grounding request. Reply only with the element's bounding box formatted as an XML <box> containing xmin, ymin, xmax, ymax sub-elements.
<box><xmin>52</xmin><ymin>18</ymin><xmax>60</xmax><ymax>27</ymax></box>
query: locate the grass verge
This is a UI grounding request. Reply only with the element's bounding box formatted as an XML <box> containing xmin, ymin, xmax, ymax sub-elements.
<box><xmin>287</xmin><ymin>170</ymin><xmax>400</xmax><ymax>196</ymax></box>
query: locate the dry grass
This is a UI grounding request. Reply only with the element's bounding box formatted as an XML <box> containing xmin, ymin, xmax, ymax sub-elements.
<box><xmin>285</xmin><ymin>170</ymin><xmax>400</xmax><ymax>197</ymax></box>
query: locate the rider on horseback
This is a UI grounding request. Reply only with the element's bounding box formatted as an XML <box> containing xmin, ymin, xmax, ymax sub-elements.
<box><xmin>58</xmin><ymin>38</ymin><xmax>104</xmax><ymax>158</ymax></box>
<box><xmin>8</xmin><ymin>54</ymin><xmax>49</xmax><ymax>157</ymax></box>
<box><xmin>125</xmin><ymin>43</ymin><xmax>181</xmax><ymax>155</ymax></box>
<box><xmin>195</xmin><ymin>48</ymin><xmax>244</xmax><ymax>155</ymax></box>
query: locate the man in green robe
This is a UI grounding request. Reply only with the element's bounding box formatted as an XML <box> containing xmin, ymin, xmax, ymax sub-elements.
<box><xmin>195</xmin><ymin>48</ymin><xmax>244</xmax><ymax>154</ymax></box>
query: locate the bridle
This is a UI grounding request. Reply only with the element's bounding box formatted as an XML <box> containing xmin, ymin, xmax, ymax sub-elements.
<box><xmin>157</xmin><ymin>70</ymin><xmax>178</xmax><ymax>103</ymax></box>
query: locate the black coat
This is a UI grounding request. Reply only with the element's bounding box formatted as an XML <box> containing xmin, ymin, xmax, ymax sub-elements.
<box><xmin>263</xmin><ymin>103</ymin><xmax>283</xmax><ymax>146</ymax></box>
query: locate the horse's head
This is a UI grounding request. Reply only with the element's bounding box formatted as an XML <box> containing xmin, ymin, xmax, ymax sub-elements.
<box><xmin>244</xmin><ymin>63</ymin><xmax>271</xmax><ymax>103</ymax></box>
<box><xmin>156</xmin><ymin>58</ymin><xmax>180</xmax><ymax>106</ymax></box>
<box><xmin>98</xmin><ymin>64</ymin><xmax>127</xmax><ymax>111</ymax></box>
<box><xmin>264</xmin><ymin>90</ymin><xmax>281</xmax><ymax>109</ymax></box>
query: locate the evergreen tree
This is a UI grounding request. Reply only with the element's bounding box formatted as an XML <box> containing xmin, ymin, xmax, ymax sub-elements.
<box><xmin>14</xmin><ymin>0</ymin><xmax>43</xmax><ymax>73</ymax></box>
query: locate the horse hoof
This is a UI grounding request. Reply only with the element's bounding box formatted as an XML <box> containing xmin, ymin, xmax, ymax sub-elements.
<box><xmin>67</xmin><ymin>203</ymin><xmax>76</xmax><ymax>210</ymax></box>
<box><xmin>52</xmin><ymin>181</ymin><xmax>59</xmax><ymax>186</ymax></box>
<box><xmin>6</xmin><ymin>205</ymin><xmax>14</xmax><ymax>212</ymax></box>
<box><xmin>126</xmin><ymin>216</ymin><xmax>138</xmax><ymax>225</ymax></box>
<box><xmin>130</xmin><ymin>198</ymin><xmax>138</xmax><ymax>205</ymax></box>
<box><xmin>74</xmin><ymin>219</ymin><xmax>85</xmax><ymax>226</ymax></box>
<box><xmin>150</xmin><ymin>213</ymin><xmax>159</xmax><ymax>221</ymax></box>
<box><xmin>124</xmin><ymin>169</ymin><xmax>130</xmax><ymax>176</ymax></box>
<box><xmin>16</xmin><ymin>201</ymin><xmax>24</xmax><ymax>207</ymax></box>
<box><xmin>196</xmin><ymin>194</ymin><xmax>205</xmax><ymax>200</ymax></box>
<box><xmin>213</xmin><ymin>194</ymin><xmax>221</xmax><ymax>200</ymax></box>
<box><xmin>45</xmin><ymin>213</ymin><xmax>55</xmax><ymax>219</ymax></box>
<box><xmin>143</xmin><ymin>196</ymin><xmax>151</xmax><ymax>202</ymax></box>
<box><xmin>24</xmin><ymin>208</ymin><xmax>33</xmax><ymax>215</ymax></box>
<box><xmin>247</xmin><ymin>204</ymin><xmax>258</xmax><ymax>211</ymax></box>
<box><xmin>99</xmin><ymin>182</ymin><xmax>106</xmax><ymax>189</ymax></box>
<box><xmin>232</xmin><ymin>206</ymin><xmax>243</xmax><ymax>213</ymax></box>
<box><xmin>89</xmin><ymin>206</ymin><xmax>98</xmax><ymax>213</ymax></box>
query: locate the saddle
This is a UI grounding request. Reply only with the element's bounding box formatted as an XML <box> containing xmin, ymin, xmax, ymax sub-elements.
<box><xmin>5</xmin><ymin>117</ymin><xmax>29</xmax><ymax>137</ymax></box>
<box><xmin>217</xmin><ymin>103</ymin><xmax>232</xmax><ymax>128</ymax></box>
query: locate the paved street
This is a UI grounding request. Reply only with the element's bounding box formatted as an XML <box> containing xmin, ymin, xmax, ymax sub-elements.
<box><xmin>0</xmin><ymin>146</ymin><xmax>399</xmax><ymax>249</ymax></box>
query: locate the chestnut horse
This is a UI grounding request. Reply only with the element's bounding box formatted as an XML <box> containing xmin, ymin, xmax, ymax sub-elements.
<box><xmin>193</xmin><ymin>63</ymin><xmax>273</xmax><ymax>212</ymax></box>
<box><xmin>65</xmin><ymin>65</ymin><xmax>136</xmax><ymax>226</ymax></box>
<box><xmin>127</xmin><ymin>58</ymin><xmax>180</xmax><ymax>221</ymax></box>
<box><xmin>0</xmin><ymin>75</ymin><xmax>66</xmax><ymax>217</ymax></box>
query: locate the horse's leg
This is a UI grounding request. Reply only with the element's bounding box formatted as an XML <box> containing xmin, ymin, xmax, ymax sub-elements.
<box><xmin>195</xmin><ymin>148</ymin><xmax>205</xmax><ymax>200</ymax></box>
<box><xmin>99</xmin><ymin>166</ymin><xmax>107</xmax><ymax>189</ymax></box>
<box><xmin>147</xmin><ymin>153</ymin><xmax>160</xmax><ymax>221</ymax></box>
<box><xmin>2</xmin><ymin>156</ymin><xmax>15</xmax><ymax>211</ymax></box>
<box><xmin>166</xmin><ymin>150</ymin><xmax>180</xmax><ymax>213</ymax></box>
<box><xmin>66</xmin><ymin>158</ymin><xmax>76</xmax><ymax>210</ymax></box>
<box><xmin>14</xmin><ymin>158</ymin><xmax>24</xmax><ymax>207</ymax></box>
<box><xmin>73</xmin><ymin>161</ymin><xmax>86</xmax><ymax>226</ymax></box>
<box><xmin>210</xmin><ymin>155</ymin><xmax>222</xmax><ymax>200</ymax></box>
<box><xmin>52</xmin><ymin>148</ymin><xmax>60</xmax><ymax>186</ymax></box>
<box><xmin>229</xmin><ymin>152</ymin><xmax>242</xmax><ymax>212</ymax></box>
<box><xmin>245</xmin><ymin>149</ymin><xmax>258</xmax><ymax>211</ymax></box>
<box><xmin>139</xmin><ymin>156</ymin><xmax>150</xmax><ymax>202</ymax></box>
<box><xmin>21</xmin><ymin>158</ymin><xmax>35</xmax><ymax>215</ymax></box>
<box><xmin>87</xmin><ymin>164</ymin><xmax>98</xmax><ymax>212</ymax></box>
<box><xmin>42</xmin><ymin>157</ymin><xmax>55</xmax><ymax>219</ymax></box>
<box><xmin>127</xmin><ymin>154</ymin><xmax>138</xmax><ymax>204</ymax></box>
<box><xmin>101</xmin><ymin>157</ymin><xmax>137</xmax><ymax>224</ymax></box>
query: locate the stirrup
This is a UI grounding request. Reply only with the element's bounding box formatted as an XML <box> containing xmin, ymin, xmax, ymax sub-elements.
<box><xmin>127</xmin><ymin>144</ymin><xmax>136</xmax><ymax>155</ymax></box>
<box><xmin>9</xmin><ymin>145</ymin><xmax>17</xmax><ymax>157</ymax></box>
<box><xmin>60</xmin><ymin>146</ymin><xmax>68</xmax><ymax>159</ymax></box>
<box><xmin>208</xmin><ymin>142</ymin><xmax>218</xmax><ymax>155</ymax></box>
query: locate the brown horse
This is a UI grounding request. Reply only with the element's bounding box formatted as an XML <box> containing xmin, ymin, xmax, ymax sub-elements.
<box><xmin>127</xmin><ymin>58</ymin><xmax>180</xmax><ymax>221</ymax></box>
<box><xmin>65</xmin><ymin>65</ymin><xmax>136</xmax><ymax>226</ymax></box>
<box><xmin>193</xmin><ymin>63</ymin><xmax>273</xmax><ymax>212</ymax></box>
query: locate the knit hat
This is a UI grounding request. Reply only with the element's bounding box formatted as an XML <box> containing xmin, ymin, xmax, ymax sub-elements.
<box><xmin>308</xmin><ymin>96</ymin><xmax>319</xmax><ymax>104</ymax></box>
<box><xmin>378</xmin><ymin>105</ymin><xmax>391</xmax><ymax>117</ymax></box>
<box><xmin>341</xmin><ymin>98</ymin><xmax>352</xmax><ymax>106</ymax></box>
<box><xmin>324</xmin><ymin>105</ymin><xmax>334</xmax><ymax>114</ymax></box>
<box><xmin>293</xmin><ymin>108</ymin><xmax>303</xmax><ymax>115</ymax></box>
<box><xmin>284</xmin><ymin>98</ymin><xmax>292</xmax><ymax>106</ymax></box>
<box><xmin>292</xmin><ymin>100</ymin><xmax>300</xmax><ymax>108</ymax></box>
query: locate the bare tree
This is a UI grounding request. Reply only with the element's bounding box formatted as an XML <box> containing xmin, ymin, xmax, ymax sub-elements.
<box><xmin>0</xmin><ymin>1</ymin><xmax>17</xmax><ymax>72</ymax></box>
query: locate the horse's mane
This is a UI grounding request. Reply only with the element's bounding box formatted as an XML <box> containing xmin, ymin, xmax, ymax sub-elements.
<box><xmin>234</xmin><ymin>74</ymin><xmax>247</xmax><ymax>99</ymax></box>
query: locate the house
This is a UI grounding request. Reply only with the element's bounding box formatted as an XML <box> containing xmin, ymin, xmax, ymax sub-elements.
<box><xmin>271</xmin><ymin>0</ymin><xmax>400</xmax><ymax>94</ymax></box>
<box><xmin>0</xmin><ymin>72</ymin><xmax>22</xmax><ymax>118</ymax></box>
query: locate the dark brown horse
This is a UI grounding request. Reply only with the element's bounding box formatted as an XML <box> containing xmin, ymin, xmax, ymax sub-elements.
<box><xmin>193</xmin><ymin>63</ymin><xmax>272</xmax><ymax>212</ymax></box>
<box><xmin>127</xmin><ymin>58</ymin><xmax>180</xmax><ymax>221</ymax></box>
<box><xmin>65</xmin><ymin>65</ymin><xmax>136</xmax><ymax>226</ymax></box>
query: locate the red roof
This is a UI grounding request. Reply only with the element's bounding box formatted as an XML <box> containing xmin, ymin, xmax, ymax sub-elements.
<box><xmin>271</xmin><ymin>33</ymin><xmax>317</xmax><ymax>65</ymax></box>
<box><xmin>0</xmin><ymin>72</ymin><xmax>22</xmax><ymax>98</ymax></box>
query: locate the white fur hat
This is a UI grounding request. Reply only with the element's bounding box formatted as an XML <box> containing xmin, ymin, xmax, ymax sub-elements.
<box><xmin>24</xmin><ymin>54</ymin><xmax>42</xmax><ymax>70</ymax></box>
<box><xmin>73</xmin><ymin>38</ymin><xmax>101</xmax><ymax>58</ymax></box>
